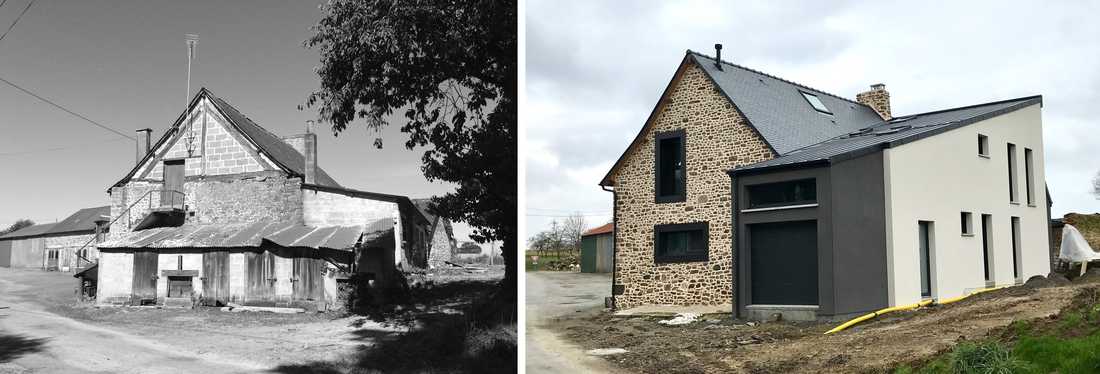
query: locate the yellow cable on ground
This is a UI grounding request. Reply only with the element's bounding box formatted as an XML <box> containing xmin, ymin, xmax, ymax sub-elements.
<box><xmin>823</xmin><ymin>286</ymin><xmax>1005</xmax><ymax>335</ymax></box>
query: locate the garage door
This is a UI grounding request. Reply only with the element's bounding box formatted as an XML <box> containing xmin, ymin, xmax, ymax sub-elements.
<box><xmin>750</xmin><ymin>220</ymin><xmax>818</xmax><ymax>305</ymax></box>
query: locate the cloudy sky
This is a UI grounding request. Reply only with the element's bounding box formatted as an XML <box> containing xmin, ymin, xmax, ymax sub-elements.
<box><xmin>0</xmin><ymin>0</ymin><xmax>478</xmax><ymax>243</ymax></box>
<box><xmin>526</xmin><ymin>0</ymin><xmax>1100</xmax><ymax>238</ymax></box>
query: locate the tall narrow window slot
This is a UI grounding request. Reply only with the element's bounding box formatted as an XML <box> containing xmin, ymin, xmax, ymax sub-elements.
<box><xmin>960</xmin><ymin>212</ymin><xmax>973</xmax><ymax>236</ymax></box>
<box><xmin>1011</xmin><ymin>217</ymin><xmax>1021</xmax><ymax>281</ymax></box>
<box><xmin>918</xmin><ymin>221</ymin><xmax>934</xmax><ymax>298</ymax></box>
<box><xmin>1007</xmin><ymin>143</ymin><xmax>1018</xmax><ymax>203</ymax></box>
<box><xmin>655</xmin><ymin>130</ymin><xmax>686</xmax><ymax>203</ymax></box>
<box><xmin>978</xmin><ymin>134</ymin><xmax>989</xmax><ymax>157</ymax></box>
<box><xmin>981</xmin><ymin>214</ymin><xmax>993</xmax><ymax>282</ymax></box>
<box><xmin>1024</xmin><ymin>148</ymin><xmax>1034</xmax><ymax>205</ymax></box>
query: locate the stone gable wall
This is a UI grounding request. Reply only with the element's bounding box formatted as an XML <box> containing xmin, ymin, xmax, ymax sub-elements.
<box><xmin>610</xmin><ymin>62</ymin><xmax>775</xmax><ymax>309</ymax></box>
<box><xmin>427</xmin><ymin>220</ymin><xmax>456</xmax><ymax>268</ymax></box>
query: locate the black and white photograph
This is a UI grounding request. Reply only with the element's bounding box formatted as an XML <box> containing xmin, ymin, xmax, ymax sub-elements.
<box><xmin>0</xmin><ymin>0</ymin><xmax>515</xmax><ymax>373</ymax></box>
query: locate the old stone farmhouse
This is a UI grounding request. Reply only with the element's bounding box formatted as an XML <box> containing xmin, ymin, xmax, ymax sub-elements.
<box><xmin>600</xmin><ymin>47</ymin><xmax>1051</xmax><ymax>320</ymax></box>
<box><xmin>0</xmin><ymin>206</ymin><xmax>109</xmax><ymax>271</ymax></box>
<box><xmin>88</xmin><ymin>88</ymin><xmax>454</xmax><ymax>308</ymax></box>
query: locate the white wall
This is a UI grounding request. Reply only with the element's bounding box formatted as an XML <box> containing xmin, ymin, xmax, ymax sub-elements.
<box><xmin>302</xmin><ymin>189</ymin><xmax>403</xmax><ymax>265</ymax></box>
<box><xmin>156</xmin><ymin>253</ymin><xmax>203</xmax><ymax>298</ymax></box>
<box><xmin>884</xmin><ymin>104</ymin><xmax>1049</xmax><ymax>306</ymax></box>
<box><xmin>96</xmin><ymin>252</ymin><xmax>133</xmax><ymax>304</ymax></box>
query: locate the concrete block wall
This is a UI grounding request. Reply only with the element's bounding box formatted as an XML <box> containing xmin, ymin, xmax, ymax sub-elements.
<box><xmin>303</xmin><ymin>189</ymin><xmax>403</xmax><ymax>265</ymax></box>
<box><xmin>96</xmin><ymin>252</ymin><xmax>134</xmax><ymax>305</ymax></box>
<box><xmin>145</xmin><ymin>102</ymin><xmax>265</xmax><ymax>179</ymax></box>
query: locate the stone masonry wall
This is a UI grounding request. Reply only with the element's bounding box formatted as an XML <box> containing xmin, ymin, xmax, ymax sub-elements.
<box><xmin>427</xmin><ymin>220</ymin><xmax>456</xmax><ymax>268</ymax></box>
<box><xmin>45</xmin><ymin>233</ymin><xmax>96</xmax><ymax>271</ymax></box>
<box><xmin>108</xmin><ymin>172</ymin><xmax>303</xmax><ymax>236</ymax></box>
<box><xmin>610</xmin><ymin>62</ymin><xmax>775</xmax><ymax>309</ymax></box>
<box><xmin>856</xmin><ymin>86</ymin><xmax>891</xmax><ymax>120</ymax></box>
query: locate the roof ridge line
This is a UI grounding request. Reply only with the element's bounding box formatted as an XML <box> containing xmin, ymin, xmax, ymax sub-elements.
<box><xmin>204</xmin><ymin>89</ymin><xmax>291</xmax><ymax>141</ymax></box>
<box><xmin>893</xmin><ymin>95</ymin><xmax>1043</xmax><ymax>118</ymax></box>
<box><xmin>687</xmin><ymin>50</ymin><xmax>868</xmax><ymax>107</ymax></box>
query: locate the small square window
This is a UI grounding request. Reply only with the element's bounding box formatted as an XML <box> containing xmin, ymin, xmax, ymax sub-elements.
<box><xmin>800</xmin><ymin>91</ymin><xmax>832</xmax><ymax>114</ymax></box>
<box><xmin>978</xmin><ymin>134</ymin><xmax>989</xmax><ymax>157</ymax></box>
<box><xmin>961</xmin><ymin>212</ymin><xmax>973</xmax><ymax>236</ymax></box>
<box><xmin>654</xmin><ymin>222</ymin><xmax>709</xmax><ymax>263</ymax></box>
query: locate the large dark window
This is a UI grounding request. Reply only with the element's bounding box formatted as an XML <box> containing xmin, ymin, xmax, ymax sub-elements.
<box><xmin>654</xmin><ymin>222</ymin><xmax>708</xmax><ymax>263</ymax></box>
<box><xmin>746</xmin><ymin>179</ymin><xmax>817</xmax><ymax>209</ymax></box>
<box><xmin>655</xmin><ymin>130</ymin><xmax>686</xmax><ymax>203</ymax></box>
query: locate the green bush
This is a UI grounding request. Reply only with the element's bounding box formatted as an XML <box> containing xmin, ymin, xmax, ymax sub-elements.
<box><xmin>949</xmin><ymin>341</ymin><xmax>1029</xmax><ymax>374</ymax></box>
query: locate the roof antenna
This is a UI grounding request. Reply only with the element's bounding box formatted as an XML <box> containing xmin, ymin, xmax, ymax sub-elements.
<box><xmin>185</xmin><ymin>34</ymin><xmax>198</xmax><ymax>106</ymax></box>
<box><xmin>714</xmin><ymin>43</ymin><xmax>723</xmax><ymax>71</ymax></box>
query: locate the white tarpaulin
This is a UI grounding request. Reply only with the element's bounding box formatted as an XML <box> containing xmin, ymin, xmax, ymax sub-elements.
<box><xmin>1059</xmin><ymin>224</ymin><xmax>1099</xmax><ymax>262</ymax></box>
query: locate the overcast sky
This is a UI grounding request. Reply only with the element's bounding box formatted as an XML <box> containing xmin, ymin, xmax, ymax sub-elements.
<box><xmin>0</xmin><ymin>0</ymin><xmax>478</xmax><ymax>243</ymax></box>
<box><xmin>526</xmin><ymin>0</ymin><xmax>1100</xmax><ymax>238</ymax></box>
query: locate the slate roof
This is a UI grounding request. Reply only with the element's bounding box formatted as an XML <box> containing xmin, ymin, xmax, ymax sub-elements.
<box><xmin>0</xmin><ymin>223</ymin><xmax>57</xmax><ymax>240</ymax></box>
<box><xmin>689</xmin><ymin>51</ymin><xmax>885</xmax><ymax>155</ymax></box>
<box><xmin>49</xmin><ymin>206</ymin><xmax>109</xmax><ymax>235</ymax></box>
<box><xmin>733</xmin><ymin>96</ymin><xmax>1043</xmax><ymax>174</ymax></box>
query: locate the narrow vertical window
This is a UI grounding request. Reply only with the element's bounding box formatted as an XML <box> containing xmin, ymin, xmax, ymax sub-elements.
<box><xmin>978</xmin><ymin>134</ymin><xmax>988</xmax><ymax>157</ymax></box>
<box><xmin>655</xmin><ymin>130</ymin><xmax>686</xmax><ymax>203</ymax></box>
<box><xmin>1024</xmin><ymin>148</ymin><xmax>1034</xmax><ymax>205</ymax></box>
<box><xmin>960</xmin><ymin>212</ymin><xmax>973</xmax><ymax>236</ymax></box>
<box><xmin>1007</xmin><ymin>143</ymin><xmax>1018</xmax><ymax>203</ymax></box>
<box><xmin>981</xmin><ymin>214</ymin><xmax>993</xmax><ymax>282</ymax></box>
<box><xmin>1011</xmin><ymin>216</ymin><xmax>1021</xmax><ymax>281</ymax></box>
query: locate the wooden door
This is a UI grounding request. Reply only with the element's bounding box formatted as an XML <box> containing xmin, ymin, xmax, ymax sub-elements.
<box><xmin>162</xmin><ymin>159</ymin><xmax>185</xmax><ymax>206</ymax></box>
<box><xmin>167</xmin><ymin>276</ymin><xmax>192</xmax><ymax>298</ymax></box>
<box><xmin>202</xmin><ymin>251</ymin><xmax>230</xmax><ymax>306</ymax></box>
<box><xmin>131</xmin><ymin>251</ymin><xmax>158</xmax><ymax>305</ymax></box>
<box><xmin>46</xmin><ymin>249</ymin><xmax>59</xmax><ymax>271</ymax></box>
<box><xmin>246</xmin><ymin>251</ymin><xmax>276</xmax><ymax>305</ymax></box>
<box><xmin>292</xmin><ymin>257</ymin><xmax>323</xmax><ymax>301</ymax></box>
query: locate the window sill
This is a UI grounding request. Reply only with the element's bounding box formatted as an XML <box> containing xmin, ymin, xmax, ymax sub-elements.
<box><xmin>1027</xmin><ymin>204</ymin><xmax>1037</xmax><ymax>207</ymax></box>
<box><xmin>978</xmin><ymin>154</ymin><xmax>990</xmax><ymax>159</ymax></box>
<box><xmin>1010</xmin><ymin>201</ymin><xmax>1020</xmax><ymax>205</ymax></box>
<box><xmin>741</xmin><ymin>203</ymin><xmax>819</xmax><ymax>213</ymax></box>
<box><xmin>655</xmin><ymin>195</ymin><xmax>686</xmax><ymax>204</ymax></box>
<box><xmin>654</xmin><ymin>256</ymin><xmax>709</xmax><ymax>264</ymax></box>
<box><xmin>962</xmin><ymin>233</ymin><xmax>975</xmax><ymax>237</ymax></box>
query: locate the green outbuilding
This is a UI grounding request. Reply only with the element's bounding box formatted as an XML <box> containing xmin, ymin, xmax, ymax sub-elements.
<box><xmin>580</xmin><ymin>223</ymin><xmax>613</xmax><ymax>273</ymax></box>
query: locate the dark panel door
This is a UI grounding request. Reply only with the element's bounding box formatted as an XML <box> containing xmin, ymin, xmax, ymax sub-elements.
<box><xmin>919</xmin><ymin>221</ymin><xmax>933</xmax><ymax>298</ymax></box>
<box><xmin>167</xmin><ymin>276</ymin><xmax>192</xmax><ymax>298</ymax></box>
<box><xmin>131</xmin><ymin>251</ymin><xmax>158</xmax><ymax>304</ymax></box>
<box><xmin>162</xmin><ymin>159</ymin><xmax>185</xmax><ymax>206</ymax></box>
<box><xmin>246</xmin><ymin>251</ymin><xmax>276</xmax><ymax>305</ymax></box>
<box><xmin>202</xmin><ymin>251</ymin><xmax>230</xmax><ymax>306</ymax></box>
<box><xmin>750</xmin><ymin>220</ymin><xmax>818</xmax><ymax>305</ymax></box>
<box><xmin>292</xmin><ymin>257</ymin><xmax>324</xmax><ymax>301</ymax></box>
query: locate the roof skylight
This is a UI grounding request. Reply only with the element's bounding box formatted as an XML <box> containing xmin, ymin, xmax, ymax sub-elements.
<box><xmin>800</xmin><ymin>91</ymin><xmax>831</xmax><ymax>114</ymax></box>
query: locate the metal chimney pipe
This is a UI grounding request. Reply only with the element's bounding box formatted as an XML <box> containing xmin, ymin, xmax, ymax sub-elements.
<box><xmin>304</xmin><ymin>121</ymin><xmax>317</xmax><ymax>185</ymax></box>
<box><xmin>135</xmin><ymin>128</ymin><xmax>152</xmax><ymax>164</ymax></box>
<box><xmin>714</xmin><ymin>43</ymin><xmax>723</xmax><ymax>70</ymax></box>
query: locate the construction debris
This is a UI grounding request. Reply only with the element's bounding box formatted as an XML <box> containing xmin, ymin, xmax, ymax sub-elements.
<box><xmin>586</xmin><ymin>348</ymin><xmax>628</xmax><ymax>356</ymax></box>
<box><xmin>657</xmin><ymin>313</ymin><xmax>699</xmax><ymax>326</ymax></box>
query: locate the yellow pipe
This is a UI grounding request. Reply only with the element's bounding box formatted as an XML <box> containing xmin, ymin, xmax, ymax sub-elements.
<box><xmin>824</xmin><ymin>286</ymin><xmax>1005</xmax><ymax>335</ymax></box>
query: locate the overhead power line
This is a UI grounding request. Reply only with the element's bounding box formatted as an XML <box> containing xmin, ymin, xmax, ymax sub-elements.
<box><xmin>0</xmin><ymin>136</ymin><xmax>129</xmax><ymax>157</ymax></box>
<box><xmin>0</xmin><ymin>76</ymin><xmax>135</xmax><ymax>140</ymax></box>
<box><xmin>0</xmin><ymin>0</ymin><xmax>33</xmax><ymax>43</ymax></box>
<box><xmin>0</xmin><ymin>0</ymin><xmax>10</xmax><ymax>11</ymax></box>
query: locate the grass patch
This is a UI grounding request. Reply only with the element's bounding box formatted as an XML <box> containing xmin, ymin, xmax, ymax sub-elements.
<box><xmin>524</xmin><ymin>251</ymin><xmax>577</xmax><ymax>271</ymax></box>
<box><xmin>898</xmin><ymin>287</ymin><xmax>1100</xmax><ymax>374</ymax></box>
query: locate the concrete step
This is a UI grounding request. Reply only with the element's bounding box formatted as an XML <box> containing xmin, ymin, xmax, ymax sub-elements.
<box><xmin>163</xmin><ymin>297</ymin><xmax>192</xmax><ymax>309</ymax></box>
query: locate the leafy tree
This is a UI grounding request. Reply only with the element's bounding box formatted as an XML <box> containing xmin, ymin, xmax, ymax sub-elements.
<box><xmin>0</xmin><ymin>219</ymin><xmax>34</xmax><ymax>236</ymax></box>
<box><xmin>305</xmin><ymin>0</ymin><xmax>517</xmax><ymax>305</ymax></box>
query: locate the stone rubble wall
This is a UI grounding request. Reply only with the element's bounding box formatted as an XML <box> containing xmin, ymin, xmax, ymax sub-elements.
<box><xmin>609</xmin><ymin>62</ymin><xmax>775</xmax><ymax>309</ymax></box>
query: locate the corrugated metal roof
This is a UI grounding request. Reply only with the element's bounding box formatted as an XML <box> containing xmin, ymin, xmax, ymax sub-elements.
<box><xmin>97</xmin><ymin>219</ymin><xmax>392</xmax><ymax>250</ymax></box>
<box><xmin>734</xmin><ymin>96</ymin><xmax>1042</xmax><ymax>173</ymax></box>
<box><xmin>0</xmin><ymin>223</ymin><xmax>57</xmax><ymax>240</ymax></box>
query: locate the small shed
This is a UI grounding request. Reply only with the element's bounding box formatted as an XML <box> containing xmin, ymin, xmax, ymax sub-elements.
<box><xmin>580</xmin><ymin>223</ymin><xmax>613</xmax><ymax>273</ymax></box>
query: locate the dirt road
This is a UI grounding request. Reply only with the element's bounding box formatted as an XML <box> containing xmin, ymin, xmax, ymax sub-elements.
<box><xmin>525</xmin><ymin>271</ymin><xmax>624</xmax><ymax>374</ymax></box>
<box><xmin>0</xmin><ymin>270</ymin><xmax>268</xmax><ymax>374</ymax></box>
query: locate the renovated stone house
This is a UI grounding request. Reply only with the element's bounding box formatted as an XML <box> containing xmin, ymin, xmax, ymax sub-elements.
<box><xmin>600</xmin><ymin>47</ymin><xmax>1050</xmax><ymax>320</ymax></box>
<box><xmin>93</xmin><ymin>88</ymin><xmax>439</xmax><ymax>308</ymax></box>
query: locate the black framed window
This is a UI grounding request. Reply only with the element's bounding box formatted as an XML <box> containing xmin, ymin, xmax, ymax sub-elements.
<box><xmin>655</xmin><ymin>130</ymin><xmax>686</xmax><ymax>203</ymax></box>
<box><xmin>1024</xmin><ymin>148</ymin><xmax>1034</xmax><ymax>205</ymax></box>
<box><xmin>746</xmin><ymin>179</ymin><xmax>817</xmax><ymax>209</ymax></box>
<box><xmin>978</xmin><ymin>134</ymin><xmax>989</xmax><ymax>157</ymax></box>
<box><xmin>961</xmin><ymin>212</ymin><xmax>973</xmax><ymax>236</ymax></box>
<box><xmin>654</xmin><ymin>222</ymin><xmax>708</xmax><ymax>263</ymax></box>
<box><xmin>1007</xmin><ymin>143</ymin><xmax>1018</xmax><ymax>203</ymax></box>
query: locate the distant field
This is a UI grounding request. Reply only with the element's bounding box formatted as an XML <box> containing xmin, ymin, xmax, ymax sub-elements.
<box><xmin>524</xmin><ymin>252</ymin><xmax>565</xmax><ymax>271</ymax></box>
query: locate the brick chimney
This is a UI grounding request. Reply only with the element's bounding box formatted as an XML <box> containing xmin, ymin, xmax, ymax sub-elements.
<box><xmin>303</xmin><ymin>120</ymin><xmax>317</xmax><ymax>185</ymax></box>
<box><xmin>857</xmin><ymin>83</ymin><xmax>891</xmax><ymax>120</ymax></box>
<box><xmin>135</xmin><ymin>128</ymin><xmax>152</xmax><ymax>164</ymax></box>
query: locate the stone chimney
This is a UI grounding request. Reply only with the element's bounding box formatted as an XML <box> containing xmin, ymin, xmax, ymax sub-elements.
<box><xmin>303</xmin><ymin>120</ymin><xmax>317</xmax><ymax>185</ymax></box>
<box><xmin>135</xmin><ymin>128</ymin><xmax>152</xmax><ymax>164</ymax></box>
<box><xmin>857</xmin><ymin>83</ymin><xmax>891</xmax><ymax>120</ymax></box>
